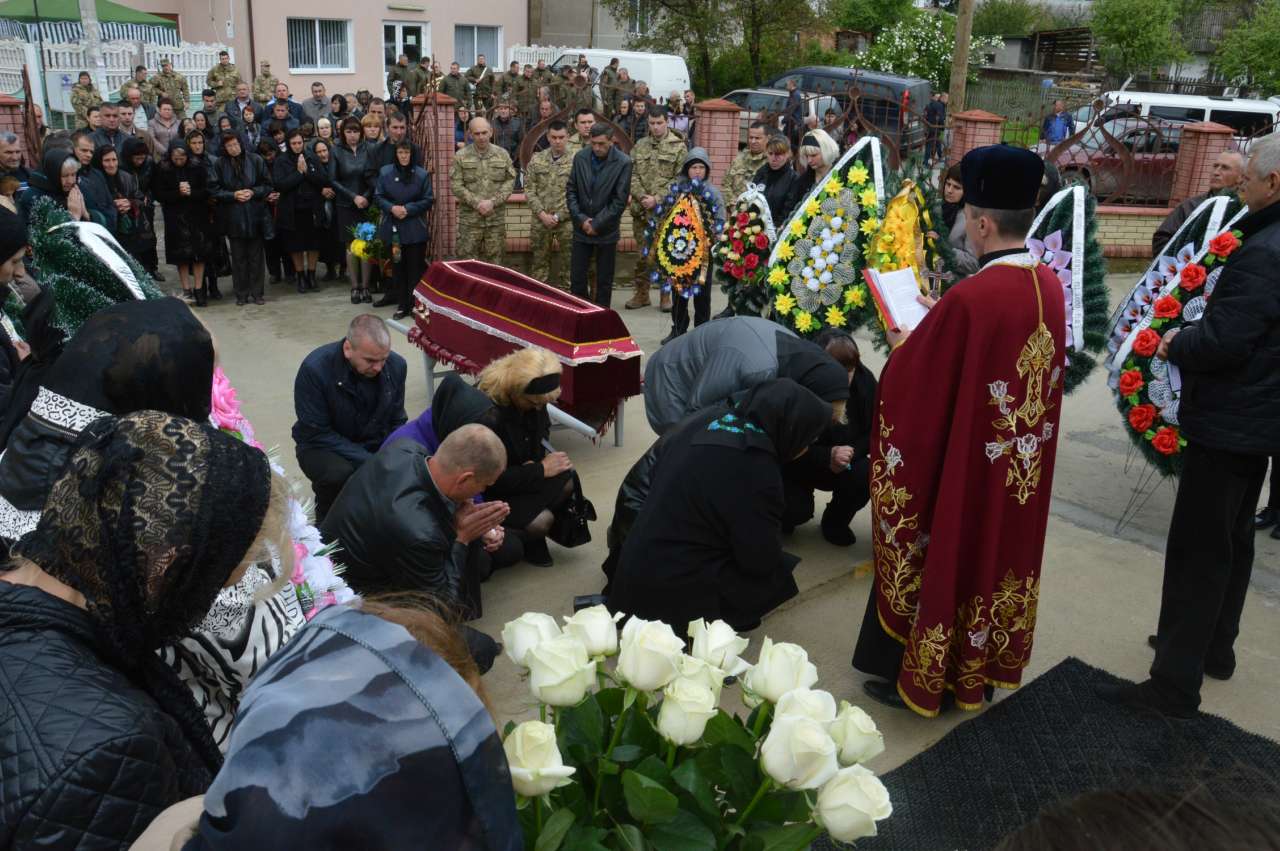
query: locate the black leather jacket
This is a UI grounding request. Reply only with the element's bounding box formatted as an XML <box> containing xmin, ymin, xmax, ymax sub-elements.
<box><xmin>332</xmin><ymin>141</ymin><xmax>371</xmax><ymax>208</ymax></box>
<box><xmin>0</xmin><ymin>582</ymin><xmax>210</xmax><ymax>849</ymax></box>
<box><xmin>566</xmin><ymin>144</ymin><xmax>633</xmax><ymax>245</ymax></box>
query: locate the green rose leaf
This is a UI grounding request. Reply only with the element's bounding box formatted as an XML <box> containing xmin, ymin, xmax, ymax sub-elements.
<box><xmin>534</xmin><ymin>808</ymin><xmax>576</xmax><ymax>851</ymax></box>
<box><xmin>622</xmin><ymin>769</ymin><xmax>680</xmax><ymax>825</ymax></box>
<box><xmin>700</xmin><ymin>712</ymin><xmax>757</xmax><ymax>753</ymax></box>
<box><xmin>645</xmin><ymin>809</ymin><xmax>718</xmax><ymax>851</ymax></box>
<box><xmin>609</xmin><ymin>745</ymin><xmax>644</xmax><ymax>763</ymax></box>
<box><xmin>611</xmin><ymin>824</ymin><xmax>646</xmax><ymax>851</ymax></box>
<box><xmin>559</xmin><ymin>694</ymin><xmax>605</xmax><ymax>764</ymax></box>
<box><xmin>672</xmin><ymin>758</ymin><xmax>720</xmax><ymax>821</ymax></box>
<box><xmin>741</xmin><ymin>822</ymin><xmax>824</xmax><ymax>851</ymax></box>
<box><xmin>562</xmin><ymin>824</ymin><xmax>610</xmax><ymax>851</ymax></box>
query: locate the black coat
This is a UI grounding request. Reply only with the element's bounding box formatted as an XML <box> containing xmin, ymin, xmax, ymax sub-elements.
<box><xmin>374</xmin><ymin>163</ymin><xmax>433</xmax><ymax>246</ymax></box>
<box><xmin>291</xmin><ymin>339</ymin><xmax>408</xmax><ymax>466</ymax></box>
<box><xmin>752</xmin><ymin>162</ymin><xmax>801</xmax><ymax>229</ymax></box>
<box><xmin>790</xmin><ymin>362</ymin><xmax>877</xmax><ymax>475</ymax></box>
<box><xmin>364</xmin><ymin>138</ymin><xmax>423</xmax><ymax>184</ymax></box>
<box><xmin>0</xmin><ymin>583</ymin><xmax>210</xmax><ymax>850</ymax></box>
<box><xmin>208</xmin><ymin>151</ymin><xmax>270</xmax><ymax>238</ymax></box>
<box><xmin>332</xmin><ymin>140</ymin><xmax>371</xmax><ymax>209</ymax></box>
<box><xmin>1168</xmin><ymin>200</ymin><xmax>1280</xmax><ymax>455</ymax></box>
<box><xmin>484</xmin><ymin>403</ymin><xmax>571</xmax><ymax>528</ymax></box>
<box><xmin>153</xmin><ymin>160</ymin><xmax>213</xmax><ymax>263</ymax></box>
<box><xmin>271</xmin><ymin>148</ymin><xmax>327</xmax><ymax>233</ymax></box>
<box><xmin>566</xmin><ymin>144</ymin><xmax>633</xmax><ymax>245</ymax></box>
<box><xmin>319</xmin><ymin>440</ymin><xmax>478</xmax><ymax>613</ymax></box>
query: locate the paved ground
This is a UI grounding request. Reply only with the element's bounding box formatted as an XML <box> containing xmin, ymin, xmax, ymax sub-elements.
<box><xmin>198</xmin><ymin>260</ymin><xmax>1280</xmax><ymax>773</ymax></box>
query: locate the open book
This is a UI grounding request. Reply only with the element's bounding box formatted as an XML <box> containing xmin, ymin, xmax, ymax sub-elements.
<box><xmin>863</xmin><ymin>267</ymin><xmax>929</xmax><ymax>333</ymax></box>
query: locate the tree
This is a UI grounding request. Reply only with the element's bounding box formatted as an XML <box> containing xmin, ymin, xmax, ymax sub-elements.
<box><xmin>972</xmin><ymin>0</ymin><xmax>1053</xmax><ymax>36</ymax></box>
<box><xmin>855</xmin><ymin>10</ymin><xmax>1003</xmax><ymax>89</ymax></box>
<box><xmin>731</xmin><ymin>0</ymin><xmax>818</xmax><ymax>84</ymax></box>
<box><xmin>1090</xmin><ymin>0</ymin><xmax>1185</xmax><ymax>78</ymax></box>
<box><xmin>1214</xmin><ymin>0</ymin><xmax>1280</xmax><ymax>94</ymax></box>
<box><xmin>601</xmin><ymin>0</ymin><xmax>730</xmax><ymax>95</ymax></box>
<box><xmin>835</xmin><ymin>0</ymin><xmax>915</xmax><ymax>32</ymax></box>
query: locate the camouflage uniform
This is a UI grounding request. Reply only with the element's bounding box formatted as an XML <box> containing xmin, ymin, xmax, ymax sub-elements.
<box><xmin>599</xmin><ymin>65</ymin><xmax>620</xmax><ymax>115</ymax></box>
<box><xmin>566</xmin><ymin>81</ymin><xmax>596</xmax><ymax>116</ymax></box>
<box><xmin>439</xmin><ymin>72</ymin><xmax>470</xmax><ymax>109</ymax></box>
<box><xmin>450</xmin><ymin>142</ymin><xmax>516</xmax><ymax>264</ymax></box>
<box><xmin>614</xmin><ymin>78</ymin><xmax>635</xmax><ymax>115</ymax></box>
<box><xmin>565</xmin><ymin>132</ymin><xmax>590</xmax><ymax>157</ymax></box>
<box><xmin>627</xmin><ymin>129</ymin><xmax>687</xmax><ymax>307</ymax></box>
<box><xmin>150</xmin><ymin>69</ymin><xmax>191</xmax><ymax>118</ymax></box>
<box><xmin>206</xmin><ymin>62</ymin><xmax>241</xmax><ymax>108</ymax></box>
<box><xmin>513</xmin><ymin>73</ymin><xmax>539</xmax><ymax>125</ymax></box>
<box><xmin>721</xmin><ymin>148</ymin><xmax>767</xmax><ymax>207</ymax></box>
<box><xmin>498</xmin><ymin>70</ymin><xmax>520</xmax><ymax>101</ymax></box>
<box><xmin>534</xmin><ymin>66</ymin><xmax>556</xmax><ymax>88</ymax></box>
<box><xmin>117</xmin><ymin>76</ymin><xmax>155</xmax><ymax>105</ymax></box>
<box><xmin>69</xmin><ymin>82</ymin><xmax>102</xmax><ymax>128</ymax></box>
<box><xmin>466</xmin><ymin>63</ymin><xmax>496</xmax><ymax>113</ymax></box>
<box><xmin>252</xmin><ymin>66</ymin><xmax>278</xmax><ymax>104</ymax></box>
<box><xmin>524</xmin><ymin>146</ymin><xmax>574</xmax><ymax>287</ymax></box>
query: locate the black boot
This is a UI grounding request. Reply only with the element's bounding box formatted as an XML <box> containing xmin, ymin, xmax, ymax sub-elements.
<box><xmin>350</xmin><ymin>287</ymin><xmax>362</xmax><ymax>305</ymax></box>
<box><xmin>361</xmin><ymin>288</ymin><xmax>373</xmax><ymax>303</ymax></box>
<box><xmin>297</xmin><ymin>272</ymin><xmax>307</xmax><ymax>294</ymax></box>
<box><xmin>308</xmin><ymin>269</ymin><xmax>319</xmax><ymax>291</ymax></box>
<box><xmin>194</xmin><ymin>285</ymin><xmax>208</xmax><ymax>307</ymax></box>
<box><xmin>1255</xmin><ymin>507</ymin><xmax>1277</xmax><ymax>529</ymax></box>
<box><xmin>208</xmin><ymin>279</ymin><xmax>222</xmax><ymax>300</ymax></box>
<box><xmin>373</xmin><ymin>292</ymin><xmax>397</xmax><ymax>307</ymax></box>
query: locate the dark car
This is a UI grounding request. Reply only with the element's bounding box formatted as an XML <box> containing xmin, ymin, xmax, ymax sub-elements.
<box><xmin>1036</xmin><ymin>115</ymin><xmax>1186</xmax><ymax>203</ymax></box>
<box><xmin>763</xmin><ymin>66</ymin><xmax>933</xmax><ymax>149</ymax></box>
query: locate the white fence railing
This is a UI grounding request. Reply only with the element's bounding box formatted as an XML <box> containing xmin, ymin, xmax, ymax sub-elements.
<box><xmin>0</xmin><ymin>40</ymin><xmax>233</xmax><ymax>116</ymax></box>
<box><xmin>507</xmin><ymin>44</ymin><xmax>579</xmax><ymax>68</ymax></box>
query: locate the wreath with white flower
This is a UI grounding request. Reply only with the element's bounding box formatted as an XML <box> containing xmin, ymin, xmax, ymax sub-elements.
<box><xmin>1108</xmin><ymin>219</ymin><xmax>1247</xmax><ymax>476</ymax></box>
<box><xmin>766</xmin><ymin>137</ymin><xmax>886</xmax><ymax>336</ymax></box>
<box><xmin>714</xmin><ymin>183</ymin><xmax>777</xmax><ymax>316</ymax></box>
<box><xmin>643</xmin><ymin>177</ymin><xmax>724</xmax><ymax>298</ymax></box>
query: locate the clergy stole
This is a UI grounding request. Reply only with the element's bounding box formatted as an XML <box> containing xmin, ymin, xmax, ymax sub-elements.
<box><xmin>869</xmin><ymin>259</ymin><xmax>1067</xmax><ymax>717</ymax></box>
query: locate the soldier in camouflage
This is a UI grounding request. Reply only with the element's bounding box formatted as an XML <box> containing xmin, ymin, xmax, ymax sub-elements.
<box><xmin>566</xmin><ymin>74</ymin><xmax>596</xmax><ymax>116</ymax></box>
<box><xmin>439</xmin><ymin>62</ymin><xmax>470</xmax><ymax>109</ymax></box>
<box><xmin>524</xmin><ymin>119</ymin><xmax>574</xmax><ymax>288</ymax></box>
<box><xmin>565</xmin><ymin>109</ymin><xmax>595</xmax><ymax>156</ymax></box>
<box><xmin>513</xmin><ymin>64</ymin><xmax>539</xmax><ymax>126</ymax></box>
<box><xmin>252</xmin><ymin>60</ymin><xmax>278</xmax><ymax>104</ymax></box>
<box><xmin>499</xmin><ymin>61</ymin><xmax>521</xmax><ymax>101</ymax></box>
<box><xmin>70</xmin><ymin>72</ymin><xmax>102</xmax><ymax>129</ymax></box>
<box><xmin>206</xmin><ymin>50</ymin><xmax>240</xmax><ymax>109</ymax></box>
<box><xmin>722</xmin><ymin>121</ymin><xmax>770</xmax><ymax>206</ymax></box>
<box><xmin>150</xmin><ymin>59</ymin><xmax>190</xmax><ymax>119</ymax></box>
<box><xmin>626</xmin><ymin>105</ymin><xmax>687</xmax><ymax>310</ymax></box>
<box><xmin>613</xmin><ymin>68</ymin><xmax>635</xmax><ymax>116</ymax></box>
<box><xmin>466</xmin><ymin>55</ymin><xmax>495</xmax><ymax>114</ymax></box>
<box><xmin>450</xmin><ymin>117</ymin><xmax>516</xmax><ymax>265</ymax></box>
<box><xmin>534</xmin><ymin>60</ymin><xmax>555</xmax><ymax>88</ymax></box>
<box><xmin>117</xmin><ymin>65</ymin><xmax>154</xmax><ymax>105</ymax></box>
<box><xmin>599</xmin><ymin>58</ymin><xmax>621</xmax><ymax>115</ymax></box>
<box><xmin>387</xmin><ymin>54</ymin><xmax>414</xmax><ymax>101</ymax></box>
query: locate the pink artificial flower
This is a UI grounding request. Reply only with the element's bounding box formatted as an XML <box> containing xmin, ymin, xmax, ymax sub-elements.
<box><xmin>291</xmin><ymin>541</ymin><xmax>308</xmax><ymax>586</ymax></box>
<box><xmin>210</xmin><ymin>367</ymin><xmax>243</xmax><ymax>431</ymax></box>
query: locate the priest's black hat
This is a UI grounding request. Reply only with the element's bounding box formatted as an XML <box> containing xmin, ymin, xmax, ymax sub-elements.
<box><xmin>960</xmin><ymin>144</ymin><xmax>1045</xmax><ymax>210</ymax></box>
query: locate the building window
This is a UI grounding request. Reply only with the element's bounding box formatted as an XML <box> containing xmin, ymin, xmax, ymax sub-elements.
<box><xmin>454</xmin><ymin>25</ymin><xmax>499</xmax><ymax>69</ymax></box>
<box><xmin>287</xmin><ymin>18</ymin><xmax>352</xmax><ymax>72</ymax></box>
<box><xmin>627</xmin><ymin>0</ymin><xmax>649</xmax><ymax>36</ymax></box>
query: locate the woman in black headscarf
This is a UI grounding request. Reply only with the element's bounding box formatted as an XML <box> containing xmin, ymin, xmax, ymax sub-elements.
<box><xmin>373</xmin><ymin>139</ymin><xmax>433</xmax><ymax>318</ymax></box>
<box><xmin>937</xmin><ymin>163</ymin><xmax>978</xmax><ymax>276</ymax></box>
<box><xmin>607</xmin><ymin>378</ymin><xmax>832</xmax><ymax>633</ymax></box>
<box><xmin>92</xmin><ymin>143</ymin><xmax>146</xmax><ymax>266</ymax></box>
<box><xmin>121</xmin><ymin>136</ymin><xmax>160</xmax><ymax>278</ymax></box>
<box><xmin>0</xmin><ymin>297</ymin><xmax>215</xmax><ymax>545</ymax></box>
<box><xmin>20</xmin><ymin>146</ymin><xmax>89</xmax><ymax>222</ymax></box>
<box><xmin>154</xmin><ymin>140</ymin><xmax>214</xmax><ymax>304</ymax></box>
<box><xmin>0</xmin><ymin>409</ymin><xmax>281</xmax><ymax>850</ymax></box>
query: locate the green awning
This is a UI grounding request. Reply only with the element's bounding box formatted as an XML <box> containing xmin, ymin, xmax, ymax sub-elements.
<box><xmin>0</xmin><ymin>0</ymin><xmax>176</xmax><ymax>26</ymax></box>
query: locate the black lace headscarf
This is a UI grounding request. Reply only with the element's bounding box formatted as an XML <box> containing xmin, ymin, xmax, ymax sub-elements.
<box><xmin>13</xmin><ymin>410</ymin><xmax>272</xmax><ymax>775</ymax></box>
<box><xmin>698</xmin><ymin>378</ymin><xmax>831</xmax><ymax>461</ymax></box>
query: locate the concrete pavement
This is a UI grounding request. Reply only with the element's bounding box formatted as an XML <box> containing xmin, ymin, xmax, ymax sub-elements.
<box><xmin>198</xmin><ymin>265</ymin><xmax>1280</xmax><ymax>772</ymax></box>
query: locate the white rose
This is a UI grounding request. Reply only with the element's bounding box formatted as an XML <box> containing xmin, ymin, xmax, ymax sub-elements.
<box><xmin>676</xmin><ymin>654</ymin><xmax>727</xmax><ymax>701</ymax></box>
<box><xmin>501</xmin><ymin>612</ymin><xmax>562</xmax><ymax>668</ymax></box>
<box><xmin>813</xmin><ymin>764</ymin><xmax>893</xmax><ymax>841</ymax></box>
<box><xmin>657</xmin><ymin>676</ymin><xmax>718</xmax><ymax>746</ymax></box>
<box><xmin>562</xmin><ymin>605</ymin><xmax>624</xmax><ymax>657</ymax></box>
<box><xmin>527</xmin><ymin>635</ymin><xmax>596</xmax><ymax>707</ymax></box>
<box><xmin>503</xmin><ymin>720</ymin><xmax>577</xmax><ymax>797</ymax></box>
<box><xmin>828</xmin><ymin>701</ymin><xmax>885</xmax><ymax>766</ymax></box>
<box><xmin>775</xmin><ymin>687</ymin><xmax>837</xmax><ymax>724</ymax></box>
<box><xmin>760</xmin><ymin>715</ymin><xmax>839</xmax><ymax>790</ymax></box>
<box><xmin>688</xmin><ymin>618</ymin><xmax>750</xmax><ymax>676</ymax></box>
<box><xmin>741</xmin><ymin>637</ymin><xmax>819</xmax><ymax>706</ymax></box>
<box><xmin>616</xmin><ymin>616</ymin><xmax>684</xmax><ymax>692</ymax></box>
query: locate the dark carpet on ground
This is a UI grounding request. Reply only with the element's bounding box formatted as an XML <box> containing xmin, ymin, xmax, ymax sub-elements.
<box><xmin>815</xmin><ymin>657</ymin><xmax>1280</xmax><ymax>851</ymax></box>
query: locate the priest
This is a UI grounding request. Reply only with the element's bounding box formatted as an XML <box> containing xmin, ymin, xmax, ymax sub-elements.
<box><xmin>851</xmin><ymin>145</ymin><xmax>1067</xmax><ymax>717</ymax></box>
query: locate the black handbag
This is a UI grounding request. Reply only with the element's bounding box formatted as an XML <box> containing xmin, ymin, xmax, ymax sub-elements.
<box><xmin>548</xmin><ymin>471</ymin><xmax>596</xmax><ymax>548</ymax></box>
<box><xmin>315</xmin><ymin>199</ymin><xmax>334</xmax><ymax>230</ymax></box>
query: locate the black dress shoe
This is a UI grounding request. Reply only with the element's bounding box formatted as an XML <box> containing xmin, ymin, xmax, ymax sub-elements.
<box><xmin>372</xmin><ymin>295</ymin><xmax>397</xmax><ymax>308</ymax></box>
<box><xmin>523</xmin><ymin>536</ymin><xmax>554</xmax><ymax>568</ymax></box>
<box><xmin>253</xmin><ymin>295</ymin><xmax>265</xmax><ymax>305</ymax></box>
<box><xmin>235</xmin><ymin>295</ymin><xmax>246</xmax><ymax>306</ymax></box>
<box><xmin>393</xmin><ymin>309</ymin><xmax>411</xmax><ymax>320</ymax></box>
<box><xmin>1256</xmin><ymin>507</ymin><xmax>1278</xmax><ymax>530</ymax></box>
<box><xmin>862</xmin><ymin>679</ymin><xmax>908</xmax><ymax>710</ymax></box>
<box><xmin>1095</xmin><ymin>680</ymin><xmax>1196</xmax><ymax>719</ymax></box>
<box><xmin>1270</xmin><ymin>524</ymin><xmax>1280</xmax><ymax>541</ymax></box>
<box><xmin>361</xmin><ymin>289</ymin><xmax>373</xmax><ymax>304</ymax></box>
<box><xmin>821</xmin><ymin>520</ymin><xmax>856</xmax><ymax>547</ymax></box>
<box><xmin>661</xmin><ymin>330</ymin><xmax>680</xmax><ymax>345</ymax></box>
<box><xmin>350</xmin><ymin>289</ymin><xmax>361</xmax><ymax>305</ymax></box>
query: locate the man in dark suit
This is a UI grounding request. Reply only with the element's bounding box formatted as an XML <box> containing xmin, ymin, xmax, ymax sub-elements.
<box><xmin>566</xmin><ymin>122</ymin><xmax>633</xmax><ymax>308</ymax></box>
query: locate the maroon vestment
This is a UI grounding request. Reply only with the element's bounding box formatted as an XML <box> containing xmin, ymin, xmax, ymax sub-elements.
<box><xmin>859</xmin><ymin>256</ymin><xmax>1066</xmax><ymax>716</ymax></box>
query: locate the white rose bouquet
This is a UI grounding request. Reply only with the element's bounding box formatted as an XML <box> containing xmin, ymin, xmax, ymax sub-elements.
<box><xmin>498</xmin><ymin>607</ymin><xmax>893</xmax><ymax>846</ymax></box>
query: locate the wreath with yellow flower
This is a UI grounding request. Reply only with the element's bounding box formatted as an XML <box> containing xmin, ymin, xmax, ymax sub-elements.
<box><xmin>643</xmin><ymin>177</ymin><xmax>724</xmax><ymax>298</ymax></box>
<box><xmin>765</xmin><ymin>137</ymin><xmax>886</xmax><ymax>337</ymax></box>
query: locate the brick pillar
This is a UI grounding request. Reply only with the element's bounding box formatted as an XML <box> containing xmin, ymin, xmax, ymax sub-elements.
<box><xmin>1169</xmin><ymin>121</ymin><xmax>1235</xmax><ymax>205</ymax></box>
<box><xmin>693</xmin><ymin>98</ymin><xmax>740</xmax><ymax>190</ymax></box>
<box><xmin>0</xmin><ymin>96</ymin><xmax>28</xmax><ymax>165</ymax></box>
<box><xmin>947</xmin><ymin>109</ymin><xmax>1006</xmax><ymax>167</ymax></box>
<box><xmin>413</xmin><ymin>93</ymin><xmax>461</xmax><ymax>256</ymax></box>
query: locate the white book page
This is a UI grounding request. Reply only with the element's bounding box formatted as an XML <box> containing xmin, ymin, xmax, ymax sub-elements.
<box><xmin>877</xmin><ymin>267</ymin><xmax>929</xmax><ymax>331</ymax></box>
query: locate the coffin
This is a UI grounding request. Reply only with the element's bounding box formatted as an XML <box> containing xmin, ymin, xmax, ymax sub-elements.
<box><xmin>411</xmin><ymin>260</ymin><xmax>643</xmax><ymax>432</ymax></box>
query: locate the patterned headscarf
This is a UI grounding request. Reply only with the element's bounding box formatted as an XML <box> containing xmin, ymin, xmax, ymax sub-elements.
<box><xmin>13</xmin><ymin>410</ymin><xmax>272</xmax><ymax>773</ymax></box>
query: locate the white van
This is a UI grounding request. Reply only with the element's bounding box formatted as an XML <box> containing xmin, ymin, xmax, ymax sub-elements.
<box><xmin>1099</xmin><ymin>91</ymin><xmax>1278</xmax><ymax>143</ymax></box>
<box><xmin>550</xmin><ymin>49</ymin><xmax>691</xmax><ymax>104</ymax></box>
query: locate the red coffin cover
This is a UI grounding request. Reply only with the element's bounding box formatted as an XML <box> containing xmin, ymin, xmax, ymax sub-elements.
<box><xmin>411</xmin><ymin>260</ymin><xmax>642</xmax><ymax>426</ymax></box>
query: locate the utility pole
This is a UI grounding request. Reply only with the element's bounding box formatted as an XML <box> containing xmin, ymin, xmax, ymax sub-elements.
<box><xmin>79</xmin><ymin>0</ymin><xmax>107</xmax><ymax>98</ymax></box>
<box><xmin>947</xmin><ymin>0</ymin><xmax>976</xmax><ymax>111</ymax></box>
